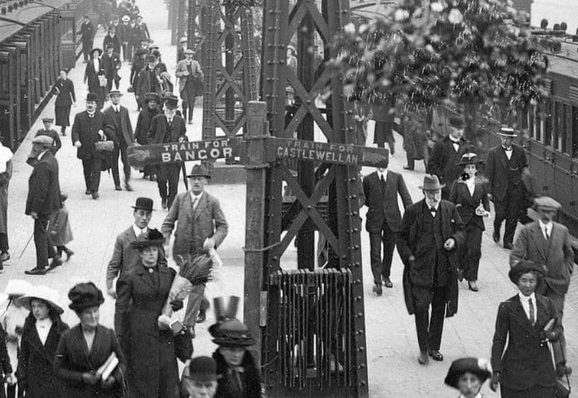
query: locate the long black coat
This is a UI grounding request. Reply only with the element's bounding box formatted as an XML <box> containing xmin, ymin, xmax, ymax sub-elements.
<box><xmin>53</xmin><ymin>78</ymin><xmax>76</xmax><ymax>107</ymax></box>
<box><xmin>363</xmin><ymin>170</ymin><xmax>412</xmax><ymax>233</ymax></box>
<box><xmin>485</xmin><ymin>144</ymin><xmax>528</xmax><ymax>202</ymax></box>
<box><xmin>80</xmin><ymin>21</ymin><xmax>95</xmax><ymax>44</ymax></box>
<box><xmin>102</xmin><ymin>34</ymin><xmax>122</xmax><ymax>57</ymax></box>
<box><xmin>17</xmin><ymin>315</ymin><xmax>69</xmax><ymax>398</ymax></box>
<box><xmin>491</xmin><ymin>294</ymin><xmax>560</xmax><ymax>391</ymax></box>
<box><xmin>397</xmin><ymin>199</ymin><xmax>466</xmax><ymax>316</ymax></box>
<box><xmin>213</xmin><ymin>350</ymin><xmax>261</xmax><ymax>398</ymax></box>
<box><xmin>0</xmin><ymin>325</ymin><xmax>13</xmax><ymax>398</ymax></box>
<box><xmin>449</xmin><ymin>177</ymin><xmax>490</xmax><ymax>230</ymax></box>
<box><xmin>84</xmin><ymin>59</ymin><xmax>106</xmax><ymax>93</ymax></box>
<box><xmin>71</xmin><ymin>111</ymin><xmax>109</xmax><ymax>160</ymax></box>
<box><xmin>134</xmin><ymin>106</ymin><xmax>161</xmax><ymax>145</ymax></box>
<box><xmin>427</xmin><ymin>136</ymin><xmax>469</xmax><ymax>197</ymax></box>
<box><xmin>103</xmin><ymin>105</ymin><xmax>134</xmax><ymax>148</ymax></box>
<box><xmin>102</xmin><ymin>52</ymin><xmax>122</xmax><ymax>84</ymax></box>
<box><xmin>114</xmin><ymin>263</ymin><xmax>179</xmax><ymax>398</ymax></box>
<box><xmin>25</xmin><ymin>151</ymin><xmax>62</xmax><ymax>216</ymax></box>
<box><xmin>55</xmin><ymin>324</ymin><xmax>125</xmax><ymax>398</ymax></box>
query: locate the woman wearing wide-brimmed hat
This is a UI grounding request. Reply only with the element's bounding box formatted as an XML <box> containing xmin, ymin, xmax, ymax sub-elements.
<box><xmin>209</xmin><ymin>298</ymin><xmax>261</xmax><ymax>398</ymax></box>
<box><xmin>17</xmin><ymin>286</ymin><xmax>68</xmax><ymax>398</ymax></box>
<box><xmin>445</xmin><ymin>357</ymin><xmax>492</xmax><ymax>398</ymax></box>
<box><xmin>490</xmin><ymin>261</ymin><xmax>561</xmax><ymax>398</ymax></box>
<box><xmin>114</xmin><ymin>229</ymin><xmax>182</xmax><ymax>398</ymax></box>
<box><xmin>449</xmin><ymin>152</ymin><xmax>490</xmax><ymax>292</ymax></box>
<box><xmin>84</xmin><ymin>48</ymin><xmax>107</xmax><ymax>109</ymax></box>
<box><xmin>55</xmin><ymin>282</ymin><xmax>125</xmax><ymax>398</ymax></box>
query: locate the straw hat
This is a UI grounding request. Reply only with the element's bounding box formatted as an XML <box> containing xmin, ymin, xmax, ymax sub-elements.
<box><xmin>18</xmin><ymin>286</ymin><xmax>64</xmax><ymax>314</ymax></box>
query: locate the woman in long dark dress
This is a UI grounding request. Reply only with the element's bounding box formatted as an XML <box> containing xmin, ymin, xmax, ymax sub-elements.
<box><xmin>55</xmin><ymin>282</ymin><xmax>125</xmax><ymax>398</ymax></box>
<box><xmin>16</xmin><ymin>286</ymin><xmax>68</xmax><ymax>398</ymax></box>
<box><xmin>490</xmin><ymin>261</ymin><xmax>561</xmax><ymax>398</ymax></box>
<box><xmin>114</xmin><ymin>229</ymin><xmax>182</xmax><ymax>398</ymax></box>
<box><xmin>84</xmin><ymin>48</ymin><xmax>106</xmax><ymax>110</ymax></box>
<box><xmin>52</xmin><ymin>69</ymin><xmax>76</xmax><ymax>136</ymax></box>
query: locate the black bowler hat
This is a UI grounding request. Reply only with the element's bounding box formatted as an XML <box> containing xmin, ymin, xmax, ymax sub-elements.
<box><xmin>508</xmin><ymin>260</ymin><xmax>545</xmax><ymax>284</ymax></box>
<box><xmin>444</xmin><ymin>357</ymin><xmax>492</xmax><ymax>389</ymax></box>
<box><xmin>130</xmin><ymin>228</ymin><xmax>164</xmax><ymax>249</ymax></box>
<box><xmin>68</xmin><ymin>282</ymin><xmax>105</xmax><ymax>312</ymax></box>
<box><xmin>132</xmin><ymin>197</ymin><xmax>155</xmax><ymax>212</ymax></box>
<box><xmin>86</xmin><ymin>92</ymin><xmax>99</xmax><ymax>103</ymax></box>
<box><xmin>449</xmin><ymin>117</ymin><xmax>465</xmax><ymax>128</ymax></box>
<box><xmin>187</xmin><ymin>164</ymin><xmax>211</xmax><ymax>179</ymax></box>
<box><xmin>186</xmin><ymin>357</ymin><xmax>219</xmax><ymax>382</ymax></box>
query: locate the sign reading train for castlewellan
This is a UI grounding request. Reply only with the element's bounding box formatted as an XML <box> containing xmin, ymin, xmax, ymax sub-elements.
<box><xmin>268</xmin><ymin>137</ymin><xmax>388</xmax><ymax>167</ymax></box>
<box><xmin>127</xmin><ymin>139</ymin><xmax>233</xmax><ymax>168</ymax></box>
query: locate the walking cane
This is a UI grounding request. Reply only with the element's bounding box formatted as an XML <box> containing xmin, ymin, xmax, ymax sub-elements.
<box><xmin>19</xmin><ymin>232</ymin><xmax>34</xmax><ymax>259</ymax></box>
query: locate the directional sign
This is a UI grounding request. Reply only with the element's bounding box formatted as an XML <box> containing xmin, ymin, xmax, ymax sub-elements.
<box><xmin>127</xmin><ymin>139</ymin><xmax>233</xmax><ymax>168</ymax></box>
<box><xmin>263</xmin><ymin>137</ymin><xmax>389</xmax><ymax>167</ymax></box>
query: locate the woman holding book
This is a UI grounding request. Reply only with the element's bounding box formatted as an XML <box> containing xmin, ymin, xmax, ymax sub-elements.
<box><xmin>55</xmin><ymin>282</ymin><xmax>125</xmax><ymax>398</ymax></box>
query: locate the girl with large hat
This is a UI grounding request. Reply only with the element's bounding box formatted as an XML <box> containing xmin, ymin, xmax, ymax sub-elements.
<box><xmin>209</xmin><ymin>298</ymin><xmax>262</xmax><ymax>398</ymax></box>
<box><xmin>17</xmin><ymin>286</ymin><xmax>69</xmax><ymax>398</ymax></box>
<box><xmin>444</xmin><ymin>357</ymin><xmax>492</xmax><ymax>398</ymax></box>
<box><xmin>54</xmin><ymin>282</ymin><xmax>125</xmax><ymax>398</ymax></box>
<box><xmin>114</xmin><ymin>229</ymin><xmax>182</xmax><ymax>398</ymax></box>
<box><xmin>490</xmin><ymin>261</ymin><xmax>561</xmax><ymax>397</ymax></box>
<box><xmin>448</xmin><ymin>152</ymin><xmax>490</xmax><ymax>292</ymax></box>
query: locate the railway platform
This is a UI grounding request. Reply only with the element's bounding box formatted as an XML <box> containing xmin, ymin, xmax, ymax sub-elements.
<box><xmin>0</xmin><ymin>1</ymin><xmax>575</xmax><ymax>397</ymax></box>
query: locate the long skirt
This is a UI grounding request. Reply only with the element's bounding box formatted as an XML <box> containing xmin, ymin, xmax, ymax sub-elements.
<box><xmin>55</xmin><ymin>105</ymin><xmax>71</xmax><ymax>127</ymax></box>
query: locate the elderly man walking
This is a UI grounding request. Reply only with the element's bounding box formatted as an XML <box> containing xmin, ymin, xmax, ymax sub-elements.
<box><xmin>397</xmin><ymin>175</ymin><xmax>465</xmax><ymax>365</ymax></box>
<box><xmin>510</xmin><ymin>196</ymin><xmax>574</xmax><ymax>377</ymax></box>
<box><xmin>25</xmin><ymin>136</ymin><xmax>62</xmax><ymax>275</ymax></box>
<box><xmin>162</xmin><ymin>164</ymin><xmax>228</xmax><ymax>329</ymax></box>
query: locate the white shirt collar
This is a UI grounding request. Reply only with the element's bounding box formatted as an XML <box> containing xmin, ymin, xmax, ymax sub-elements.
<box><xmin>377</xmin><ymin>169</ymin><xmax>388</xmax><ymax>180</ymax></box>
<box><xmin>132</xmin><ymin>224</ymin><xmax>148</xmax><ymax>237</ymax></box>
<box><xmin>190</xmin><ymin>191</ymin><xmax>203</xmax><ymax>202</ymax></box>
<box><xmin>425</xmin><ymin>199</ymin><xmax>438</xmax><ymax>211</ymax></box>
<box><xmin>518</xmin><ymin>292</ymin><xmax>536</xmax><ymax>303</ymax></box>
<box><xmin>539</xmin><ymin>219</ymin><xmax>552</xmax><ymax>232</ymax></box>
<box><xmin>502</xmin><ymin>145</ymin><xmax>512</xmax><ymax>151</ymax></box>
<box><xmin>37</xmin><ymin>150</ymin><xmax>48</xmax><ymax>160</ymax></box>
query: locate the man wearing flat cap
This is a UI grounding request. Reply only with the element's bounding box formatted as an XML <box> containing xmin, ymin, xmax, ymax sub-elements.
<box><xmin>485</xmin><ymin>126</ymin><xmax>529</xmax><ymax>249</ymax></box>
<box><xmin>177</xmin><ymin>36</ymin><xmax>188</xmax><ymax>63</ymax></box>
<box><xmin>25</xmin><ymin>136</ymin><xmax>62</xmax><ymax>275</ymax></box>
<box><xmin>176</xmin><ymin>48</ymin><xmax>203</xmax><ymax>124</ymax></box>
<box><xmin>427</xmin><ymin>117</ymin><xmax>470</xmax><ymax>200</ymax></box>
<box><xmin>510</xmin><ymin>196</ymin><xmax>574</xmax><ymax>377</ymax></box>
<box><xmin>162</xmin><ymin>164</ymin><xmax>228</xmax><ymax>327</ymax></box>
<box><xmin>35</xmin><ymin>118</ymin><xmax>62</xmax><ymax>155</ymax></box>
<box><xmin>397</xmin><ymin>175</ymin><xmax>465</xmax><ymax>365</ymax></box>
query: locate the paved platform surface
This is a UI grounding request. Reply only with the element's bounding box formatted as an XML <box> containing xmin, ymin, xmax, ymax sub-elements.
<box><xmin>1</xmin><ymin>2</ymin><xmax>576</xmax><ymax>397</ymax></box>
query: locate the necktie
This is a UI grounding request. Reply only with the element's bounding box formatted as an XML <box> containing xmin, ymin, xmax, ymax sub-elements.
<box><xmin>192</xmin><ymin>197</ymin><xmax>198</xmax><ymax>211</ymax></box>
<box><xmin>380</xmin><ymin>175</ymin><xmax>386</xmax><ymax>194</ymax></box>
<box><xmin>529</xmin><ymin>298</ymin><xmax>535</xmax><ymax>325</ymax></box>
<box><xmin>545</xmin><ymin>228</ymin><xmax>550</xmax><ymax>240</ymax></box>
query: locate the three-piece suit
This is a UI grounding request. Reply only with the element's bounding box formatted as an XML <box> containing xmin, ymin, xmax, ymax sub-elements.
<box><xmin>103</xmin><ymin>105</ymin><xmax>134</xmax><ymax>187</ymax></box>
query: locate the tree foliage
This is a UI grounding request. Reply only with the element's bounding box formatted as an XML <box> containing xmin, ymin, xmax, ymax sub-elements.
<box><xmin>331</xmin><ymin>0</ymin><xmax>549</xmax><ymax>115</ymax></box>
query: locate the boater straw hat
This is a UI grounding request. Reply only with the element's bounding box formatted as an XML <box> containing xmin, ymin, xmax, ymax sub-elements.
<box><xmin>184</xmin><ymin>49</ymin><xmax>195</xmax><ymax>55</ymax></box>
<box><xmin>508</xmin><ymin>261</ymin><xmax>545</xmax><ymax>284</ymax></box>
<box><xmin>18</xmin><ymin>286</ymin><xmax>64</xmax><ymax>314</ymax></box>
<box><xmin>68</xmin><ymin>282</ymin><xmax>105</xmax><ymax>312</ymax></box>
<box><xmin>444</xmin><ymin>357</ymin><xmax>492</xmax><ymax>389</ymax></box>
<box><xmin>498</xmin><ymin>126</ymin><xmax>517</xmax><ymax>137</ymax></box>
<box><xmin>179</xmin><ymin>36</ymin><xmax>188</xmax><ymax>43</ymax></box>
<box><xmin>419</xmin><ymin>174</ymin><xmax>445</xmax><ymax>191</ymax></box>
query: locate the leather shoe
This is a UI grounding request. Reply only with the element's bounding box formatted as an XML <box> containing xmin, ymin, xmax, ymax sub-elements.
<box><xmin>468</xmin><ymin>281</ymin><xmax>479</xmax><ymax>292</ymax></box>
<box><xmin>0</xmin><ymin>252</ymin><xmax>10</xmax><ymax>262</ymax></box>
<box><xmin>457</xmin><ymin>268</ymin><xmax>464</xmax><ymax>282</ymax></box>
<box><xmin>124</xmin><ymin>183</ymin><xmax>133</xmax><ymax>191</ymax></box>
<box><xmin>92</xmin><ymin>191</ymin><xmax>99</xmax><ymax>200</ymax></box>
<box><xmin>115</xmin><ymin>185</ymin><xmax>122</xmax><ymax>191</ymax></box>
<box><xmin>64</xmin><ymin>249</ymin><xmax>74</xmax><ymax>261</ymax></box>
<box><xmin>403</xmin><ymin>166</ymin><xmax>414</xmax><ymax>171</ymax></box>
<box><xmin>373</xmin><ymin>283</ymin><xmax>383</xmax><ymax>296</ymax></box>
<box><xmin>418</xmin><ymin>351</ymin><xmax>429</xmax><ymax>365</ymax></box>
<box><xmin>161</xmin><ymin>199</ymin><xmax>167</xmax><ymax>209</ymax></box>
<box><xmin>196</xmin><ymin>309</ymin><xmax>206</xmax><ymax>324</ymax></box>
<box><xmin>504</xmin><ymin>243</ymin><xmax>513</xmax><ymax>250</ymax></box>
<box><xmin>85</xmin><ymin>190</ymin><xmax>91</xmax><ymax>195</ymax></box>
<box><xmin>428</xmin><ymin>350</ymin><xmax>444</xmax><ymax>361</ymax></box>
<box><xmin>383</xmin><ymin>278</ymin><xmax>393</xmax><ymax>288</ymax></box>
<box><xmin>25</xmin><ymin>267</ymin><xmax>47</xmax><ymax>275</ymax></box>
<box><xmin>48</xmin><ymin>256</ymin><xmax>63</xmax><ymax>270</ymax></box>
<box><xmin>492</xmin><ymin>230</ymin><xmax>500</xmax><ymax>243</ymax></box>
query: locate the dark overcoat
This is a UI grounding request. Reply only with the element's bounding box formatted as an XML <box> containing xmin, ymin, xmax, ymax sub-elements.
<box><xmin>114</xmin><ymin>263</ymin><xmax>179</xmax><ymax>398</ymax></box>
<box><xmin>53</xmin><ymin>78</ymin><xmax>76</xmax><ymax>107</ymax></box>
<box><xmin>161</xmin><ymin>192</ymin><xmax>228</xmax><ymax>258</ymax></box>
<box><xmin>397</xmin><ymin>199</ymin><xmax>465</xmax><ymax>316</ymax></box>
<box><xmin>134</xmin><ymin>106</ymin><xmax>161</xmax><ymax>145</ymax></box>
<box><xmin>80</xmin><ymin>21</ymin><xmax>95</xmax><ymax>44</ymax></box>
<box><xmin>427</xmin><ymin>136</ymin><xmax>469</xmax><ymax>197</ymax></box>
<box><xmin>84</xmin><ymin>60</ymin><xmax>106</xmax><ymax>93</ymax></box>
<box><xmin>102</xmin><ymin>52</ymin><xmax>122</xmax><ymax>85</ymax></box>
<box><xmin>25</xmin><ymin>151</ymin><xmax>61</xmax><ymax>216</ymax></box>
<box><xmin>0</xmin><ymin>325</ymin><xmax>13</xmax><ymax>398</ymax></box>
<box><xmin>17</xmin><ymin>315</ymin><xmax>69</xmax><ymax>398</ymax></box>
<box><xmin>71</xmin><ymin>111</ymin><xmax>108</xmax><ymax>160</ymax></box>
<box><xmin>448</xmin><ymin>177</ymin><xmax>490</xmax><ymax>230</ymax></box>
<box><xmin>103</xmin><ymin>105</ymin><xmax>134</xmax><ymax>147</ymax></box>
<box><xmin>47</xmin><ymin>206</ymin><xmax>73</xmax><ymax>246</ymax></box>
<box><xmin>54</xmin><ymin>324</ymin><xmax>125</xmax><ymax>398</ymax></box>
<box><xmin>102</xmin><ymin>34</ymin><xmax>122</xmax><ymax>57</ymax></box>
<box><xmin>213</xmin><ymin>350</ymin><xmax>261</xmax><ymax>398</ymax></box>
<box><xmin>485</xmin><ymin>144</ymin><xmax>528</xmax><ymax>202</ymax></box>
<box><xmin>491</xmin><ymin>294</ymin><xmax>560</xmax><ymax>391</ymax></box>
<box><xmin>148</xmin><ymin>114</ymin><xmax>187</xmax><ymax>144</ymax></box>
<box><xmin>362</xmin><ymin>170</ymin><xmax>412</xmax><ymax>233</ymax></box>
<box><xmin>136</xmin><ymin>67</ymin><xmax>163</xmax><ymax>101</ymax></box>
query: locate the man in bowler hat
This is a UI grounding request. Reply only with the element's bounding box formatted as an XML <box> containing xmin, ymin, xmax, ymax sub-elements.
<box><xmin>485</xmin><ymin>126</ymin><xmax>529</xmax><ymax>249</ymax></box>
<box><xmin>25</xmin><ymin>136</ymin><xmax>63</xmax><ymax>275</ymax></box>
<box><xmin>106</xmin><ymin>197</ymin><xmax>166</xmax><ymax>297</ymax></box>
<box><xmin>162</xmin><ymin>164</ymin><xmax>228</xmax><ymax>328</ymax></box>
<box><xmin>427</xmin><ymin>117</ymin><xmax>470</xmax><ymax>199</ymax></box>
<box><xmin>181</xmin><ymin>356</ymin><xmax>219</xmax><ymax>398</ymax></box>
<box><xmin>397</xmin><ymin>175</ymin><xmax>465</xmax><ymax>365</ymax></box>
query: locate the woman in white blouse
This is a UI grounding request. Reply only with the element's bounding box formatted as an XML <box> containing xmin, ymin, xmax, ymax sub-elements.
<box><xmin>16</xmin><ymin>286</ymin><xmax>69</xmax><ymax>398</ymax></box>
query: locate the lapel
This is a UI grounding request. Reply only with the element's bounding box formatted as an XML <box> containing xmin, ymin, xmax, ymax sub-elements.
<box><xmin>511</xmin><ymin>295</ymin><xmax>537</xmax><ymax>331</ymax></box>
<box><xmin>73</xmin><ymin>325</ymin><xmax>96</xmax><ymax>368</ymax></box>
<box><xmin>194</xmin><ymin>193</ymin><xmax>208</xmax><ymax>220</ymax></box>
<box><xmin>158</xmin><ymin>266</ymin><xmax>173</xmax><ymax>291</ymax></box>
<box><xmin>497</xmin><ymin>147</ymin><xmax>508</xmax><ymax>170</ymax></box>
<box><xmin>529</xmin><ymin>223</ymin><xmax>548</xmax><ymax>260</ymax></box>
<box><xmin>136</xmin><ymin>264</ymin><xmax>155</xmax><ymax>291</ymax></box>
<box><xmin>546</xmin><ymin>223</ymin><xmax>559</xmax><ymax>257</ymax></box>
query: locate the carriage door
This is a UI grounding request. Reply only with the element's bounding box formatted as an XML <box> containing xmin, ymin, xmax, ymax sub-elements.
<box><xmin>0</xmin><ymin>48</ymin><xmax>18</xmax><ymax>149</ymax></box>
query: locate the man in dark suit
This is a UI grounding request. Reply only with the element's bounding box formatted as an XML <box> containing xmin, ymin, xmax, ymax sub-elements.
<box><xmin>25</xmin><ymin>136</ymin><xmax>62</xmax><ymax>275</ymax></box>
<box><xmin>397</xmin><ymin>175</ymin><xmax>465</xmax><ymax>365</ymax></box>
<box><xmin>104</xmin><ymin>90</ymin><xmax>134</xmax><ymax>191</ymax></box>
<box><xmin>485</xmin><ymin>126</ymin><xmax>529</xmax><ymax>249</ymax></box>
<box><xmin>148</xmin><ymin>95</ymin><xmax>187</xmax><ymax>210</ymax></box>
<box><xmin>102</xmin><ymin>43</ymin><xmax>122</xmax><ymax>92</ymax></box>
<box><xmin>102</xmin><ymin>25</ymin><xmax>122</xmax><ymax>58</ymax></box>
<box><xmin>363</xmin><ymin>159</ymin><xmax>412</xmax><ymax>294</ymax></box>
<box><xmin>510</xmin><ymin>196</ymin><xmax>574</xmax><ymax>377</ymax></box>
<box><xmin>71</xmin><ymin>92</ymin><xmax>112</xmax><ymax>200</ymax></box>
<box><xmin>134</xmin><ymin>15</ymin><xmax>150</xmax><ymax>41</ymax></box>
<box><xmin>136</xmin><ymin>55</ymin><xmax>163</xmax><ymax>109</ymax></box>
<box><xmin>107</xmin><ymin>197</ymin><xmax>161</xmax><ymax>297</ymax></box>
<box><xmin>427</xmin><ymin>117</ymin><xmax>469</xmax><ymax>199</ymax></box>
<box><xmin>162</xmin><ymin>164</ymin><xmax>228</xmax><ymax>328</ymax></box>
<box><xmin>80</xmin><ymin>15</ymin><xmax>95</xmax><ymax>63</ymax></box>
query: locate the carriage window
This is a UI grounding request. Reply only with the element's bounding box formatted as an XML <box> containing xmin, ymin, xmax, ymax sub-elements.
<box><xmin>560</xmin><ymin>104</ymin><xmax>569</xmax><ymax>154</ymax></box>
<box><xmin>544</xmin><ymin>100</ymin><xmax>552</xmax><ymax>146</ymax></box>
<box><xmin>554</xmin><ymin>102</ymin><xmax>564</xmax><ymax>150</ymax></box>
<box><xmin>529</xmin><ymin>106</ymin><xmax>535</xmax><ymax>139</ymax></box>
<box><xmin>572</xmin><ymin>106</ymin><xmax>578</xmax><ymax>157</ymax></box>
<box><xmin>0</xmin><ymin>60</ymin><xmax>8</xmax><ymax>97</ymax></box>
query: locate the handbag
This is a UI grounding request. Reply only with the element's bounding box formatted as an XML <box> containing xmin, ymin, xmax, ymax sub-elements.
<box><xmin>94</xmin><ymin>140</ymin><xmax>115</xmax><ymax>153</ymax></box>
<box><xmin>98</xmin><ymin>75</ymin><xmax>108</xmax><ymax>87</ymax></box>
<box><xmin>173</xmin><ymin>328</ymin><xmax>193</xmax><ymax>363</ymax></box>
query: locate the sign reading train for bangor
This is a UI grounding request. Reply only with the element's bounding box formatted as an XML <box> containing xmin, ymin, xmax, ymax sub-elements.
<box><xmin>127</xmin><ymin>139</ymin><xmax>233</xmax><ymax>168</ymax></box>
